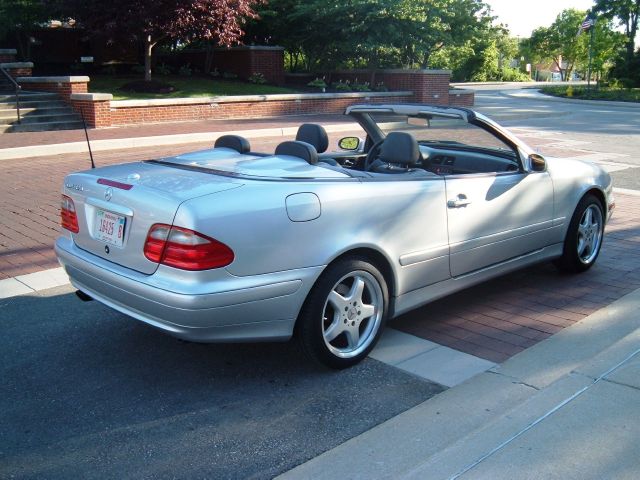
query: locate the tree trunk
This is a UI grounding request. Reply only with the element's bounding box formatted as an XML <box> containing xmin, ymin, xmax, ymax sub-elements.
<box><xmin>144</xmin><ymin>35</ymin><xmax>154</xmax><ymax>82</ymax></box>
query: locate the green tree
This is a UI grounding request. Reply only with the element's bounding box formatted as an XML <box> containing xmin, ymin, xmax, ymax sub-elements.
<box><xmin>529</xmin><ymin>9</ymin><xmax>588</xmax><ymax>80</ymax></box>
<box><xmin>593</xmin><ymin>0</ymin><xmax>640</xmax><ymax>72</ymax></box>
<box><xmin>245</xmin><ymin>0</ymin><xmax>492</xmax><ymax>71</ymax></box>
<box><xmin>0</xmin><ymin>0</ymin><xmax>50</xmax><ymax>59</ymax></box>
<box><xmin>587</xmin><ymin>18</ymin><xmax>627</xmax><ymax>80</ymax></box>
<box><xmin>58</xmin><ymin>0</ymin><xmax>261</xmax><ymax>81</ymax></box>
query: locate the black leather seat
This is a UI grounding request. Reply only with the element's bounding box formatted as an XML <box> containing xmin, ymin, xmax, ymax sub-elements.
<box><xmin>296</xmin><ymin>124</ymin><xmax>338</xmax><ymax>166</ymax></box>
<box><xmin>214</xmin><ymin>135</ymin><xmax>251</xmax><ymax>153</ymax></box>
<box><xmin>369</xmin><ymin>132</ymin><xmax>429</xmax><ymax>176</ymax></box>
<box><xmin>275</xmin><ymin>140</ymin><xmax>318</xmax><ymax>165</ymax></box>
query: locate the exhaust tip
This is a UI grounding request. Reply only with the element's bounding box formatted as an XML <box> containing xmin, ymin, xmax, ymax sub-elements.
<box><xmin>75</xmin><ymin>290</ymin><xmax>94</xmax><ymax>302</ymax></box>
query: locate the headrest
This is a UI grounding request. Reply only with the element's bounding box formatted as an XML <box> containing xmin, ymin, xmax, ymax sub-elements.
<box><xmin>378</xmin><ymin>132</ymin><xmax>421</xmax><ymax>166</ymax></box>
<box><xmin>275</xmin><ymin>141</ymin><xmax>318</xmax><ymax>165</ymax></box>
<box><xmin>214</xmin><ymin>135</ymin><xmax>251</xmax><ymax>154</ymax></box>
<box><xmin>295</xmin><ymin>124</ymin><xmax>329</xmax><ymax>153</ymax></box>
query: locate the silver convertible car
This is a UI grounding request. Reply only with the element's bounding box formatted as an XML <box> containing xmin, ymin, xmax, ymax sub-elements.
<box><xmin>55</xmin><ymin>104</ymin><xmax>614</xmax><ymax>368</ymax></box>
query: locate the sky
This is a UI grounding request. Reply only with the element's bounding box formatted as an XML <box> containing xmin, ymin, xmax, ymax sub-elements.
<box><xmin>485</xmin><ymin>0</ymin><xmax>596</xmax><ymax>37</ymax></box>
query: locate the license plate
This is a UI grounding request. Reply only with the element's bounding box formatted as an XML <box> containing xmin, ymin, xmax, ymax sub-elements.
<box><xmin>95</xmin><ymin>209</ymin><xmax>126</xmax><ymax>247</ymax></box>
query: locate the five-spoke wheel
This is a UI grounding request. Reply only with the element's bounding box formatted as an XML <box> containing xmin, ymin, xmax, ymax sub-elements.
<box><xmin>555</xmin><ymin>194</ymin><xmax>605</xmax><ymax>273</ymax></box>
<box><xmin>297</xmin><ymin>257</ymin><xmax>388</xmax><ymax>369</ymax></box>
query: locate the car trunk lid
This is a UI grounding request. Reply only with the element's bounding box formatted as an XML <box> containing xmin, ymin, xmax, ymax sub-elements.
<box><xmin>63</xmin><ymin>161</ymin><xmax>241</xmax><ymax>274</ymax></box>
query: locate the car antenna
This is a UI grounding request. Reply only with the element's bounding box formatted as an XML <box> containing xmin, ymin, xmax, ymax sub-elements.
<box><xmin>80</xmin><ymin>111</ymin><xmax>96</xmax><ymax>169</ymax></box>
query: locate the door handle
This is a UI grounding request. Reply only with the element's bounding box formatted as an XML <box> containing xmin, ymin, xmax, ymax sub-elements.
<box><xmin>447</xmin><ymin>194</ymin><xmax>471</xmax><ymax>208</ymax></box>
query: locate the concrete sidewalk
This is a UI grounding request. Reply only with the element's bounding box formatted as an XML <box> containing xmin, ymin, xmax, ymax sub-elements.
<box><xmin>280</xmin><ymin>287</ymin><xmax>640</xmax><ymax>479</ymax></box>
<box><xmin>0</xmin><ymin>114</ymin><xmax>356</xmax><ymax>160</ymax></box>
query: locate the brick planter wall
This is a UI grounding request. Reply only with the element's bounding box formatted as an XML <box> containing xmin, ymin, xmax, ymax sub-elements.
<box><xmin>448</xmin><ymin>89</ymin><xmax>475</xmax><ymax>107</ymax></box>
<box><xmin>1</xmin><ymin>62</ymin><xmax>33</xmax><ymax>79</ymax></box>
<box><xmin>109</xmin><ymin>92</ymin><xmax>414</xmax><ymax>127</ymax></box>
<box><xmin>0</xmin><ymin>49</ymin><xmax>17</xmax><ymax>63</ymax></box>
<box><xmin>330</xmin><ymin>69</ymin><xmax>453</xmax><ymax>106</ymax></box>
<box><xmin>16</xmin><ymin>76</ymin><xmax>88</xmax><ymax>100</ymax></box>
<box><xmin>70</xmin><ymin>93</ymin><xmax>112</xmax><ymax>128</ymax></box>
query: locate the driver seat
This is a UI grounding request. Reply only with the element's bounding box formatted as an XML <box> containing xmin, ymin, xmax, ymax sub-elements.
<box><xmin>369</xmin><ymin>132</ymin><xmax>427</xmax><ymax>175</ymax></box>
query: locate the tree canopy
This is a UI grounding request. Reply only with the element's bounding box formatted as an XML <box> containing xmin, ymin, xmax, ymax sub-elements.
<box><xmin>245</xmin><ymin>0</ymin><xmax>492</xmax><ymax>71</ymax></box>
<box><xmin>58</xmin><ymin>0</ymin><xmax>261</xmax><ymax>80</ymax></box>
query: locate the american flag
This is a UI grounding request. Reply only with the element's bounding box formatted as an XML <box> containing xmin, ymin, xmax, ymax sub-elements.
<box><xmin>580</xmin><ymin>16</ymin><xmax>595</xmax><ymax>32</ymax></box>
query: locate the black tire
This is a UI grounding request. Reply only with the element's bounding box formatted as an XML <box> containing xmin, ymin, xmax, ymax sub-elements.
<box><xmin>297</xmin><ymin>257</ymin><xmax>389</xmax><ymax>369</ymax></box>
<box><xmin>555</xmin><ymin>194</ymin><xmax>605</xmax><ymax>273</ymax></box>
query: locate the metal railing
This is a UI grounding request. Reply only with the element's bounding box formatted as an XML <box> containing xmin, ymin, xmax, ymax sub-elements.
<box><xmin>0</xmin><ymin>66</ymin><xmax>21</xmax><ymax>124</ymax></box>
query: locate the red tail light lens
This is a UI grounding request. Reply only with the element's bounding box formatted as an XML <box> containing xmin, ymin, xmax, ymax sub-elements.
<box><xmin>143</xmin><ymin>224</ymin><xmax>234</xmax><ymax>270</ymax></box>
<box><xmin>61</xmin><ymin>194</ymin><xmax>79</xmax><ymax>233</ymax></box>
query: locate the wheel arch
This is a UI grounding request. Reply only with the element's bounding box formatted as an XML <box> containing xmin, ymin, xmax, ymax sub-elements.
<box><xmin>297</xmin><ymin>246</ymin><xmax>398</xmax><ymax>328</ymax></box>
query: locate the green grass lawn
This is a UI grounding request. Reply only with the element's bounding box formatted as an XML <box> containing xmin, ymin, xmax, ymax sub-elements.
<box><xmin>540</xmin><ymin>85</ymin><xmax>640</xmax><ymax>103</ymax></box>
<box><xmin>89</xmin><ymin>75</ymin><xmax>298</xmax><ymax>100</ymax></box>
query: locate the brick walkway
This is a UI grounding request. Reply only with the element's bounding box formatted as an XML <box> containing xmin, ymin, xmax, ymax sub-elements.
<box><xmin>1</xmin><ymin>131</ymin><xmax>639</xmax><ymax>366</ymax></box>
<box><xmin>0</xmin><ymin>114</ymin><xmax>348</xmax><ymax>149</ymax></box>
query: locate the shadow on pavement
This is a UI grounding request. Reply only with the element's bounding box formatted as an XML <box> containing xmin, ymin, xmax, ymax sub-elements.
<box><xmin>0</xmin><ymin>286</ymin><xmax>443</xmax><ymax>479</ymax></box>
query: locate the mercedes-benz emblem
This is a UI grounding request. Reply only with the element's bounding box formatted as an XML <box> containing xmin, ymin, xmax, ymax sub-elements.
<box><xmin>104</xmin><ymin>187</ymin><xmax>113</xmax><ymax>201</ymax></box>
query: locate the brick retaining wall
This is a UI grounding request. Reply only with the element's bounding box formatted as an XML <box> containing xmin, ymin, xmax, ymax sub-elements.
<box><xmin>18</xmin><ymin>70</ymin><xmax>475</xmax><ymax>128</ymax></box>
<box><xmin>17</xmin><ymin>76</ymin><xmax>88</xmax><ymax>100</ymax></box>
<box><xmin>108</xmin><ymin>92</ymin><xmax>415</xmax><ymax>127</ymax></box>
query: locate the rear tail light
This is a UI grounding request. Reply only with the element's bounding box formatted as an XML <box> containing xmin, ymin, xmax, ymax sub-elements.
<box><xmin>143</xmin><ymin>224</ymin><xmax>234</xmax><ymax>270</ymax></box>
<box><xmin>61</xmin><ymin>194</ymin><xmax>79</xmax><ymax>233</ymax></box>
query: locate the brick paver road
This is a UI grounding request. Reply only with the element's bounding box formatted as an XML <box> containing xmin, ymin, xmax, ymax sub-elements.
<box><xmin>1</xmin><ymin>137</ymin><xmax>638</xmax><ymax>365</ymax></box>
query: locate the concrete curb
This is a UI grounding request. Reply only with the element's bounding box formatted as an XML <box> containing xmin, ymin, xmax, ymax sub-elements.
<box><xmin>0</xmin><ymin>122</ymin><xmax>360</xmax><ymax>160</ymax></box>
<box><xmin>505</xmin><ymin>89</ymin><xmax>640</xmax><ymax>109</ymax></box>
<box><xmin>278</xmin><ymin>286</ymin><xmax>640</xmax><ymax>479</ymax></box>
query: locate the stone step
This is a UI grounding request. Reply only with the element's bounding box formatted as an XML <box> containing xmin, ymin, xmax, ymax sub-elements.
<box><xmin>0</xmin><ymin>99</ymin><xmax>68</xmax><ymax>109</ymax></box>
<box><xmin>0</xmin><ymin>107</ymin><xmax>75</xmax><ymax>120</ymax></box>
<box><xmin>2</xmin><ymin>119</ymin><xmax>85</xmax><ymax>133</ymax></box>
<box><xmin>2</xmin><ymin>112</ymin><xmax>81</xmax><ymax>125</ymax></box>
<box><xmin>0</xmin><ymin>92</ymin><xmax>59</xmax><ymax>102</ymax></box>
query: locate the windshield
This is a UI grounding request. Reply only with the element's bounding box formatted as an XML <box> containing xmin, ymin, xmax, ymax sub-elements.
<box><xmin>367</xmin><ymin>112</ymin><xmax>516</xmax><ymax>157</ymax></box>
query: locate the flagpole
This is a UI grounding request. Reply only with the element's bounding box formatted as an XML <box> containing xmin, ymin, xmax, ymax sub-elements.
<box><xmin>587</xmin><ymin>24</ymin><xmax>594</xmax><ymax>91</ymax></box>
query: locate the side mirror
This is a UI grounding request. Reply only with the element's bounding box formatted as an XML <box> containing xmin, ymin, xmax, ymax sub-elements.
<box><xmin>338</xmin><ymin>136</ymin><xmax>362</xmax><ymax>151</ymax></box>
<box><xmin>527</xmin><ymin>153</ymin><xmax>547</xmax><ymax>172</ymax></box>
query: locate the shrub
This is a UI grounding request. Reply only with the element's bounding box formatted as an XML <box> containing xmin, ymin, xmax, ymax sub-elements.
<box><xmin>131</xmin><ymin>65</ymin><xmax>145</xmax><ymax>74</ymax></box>
<box><xmin>351</xmin><ymin>81</ymin><xmax>371</xmax><ymax>92</ymax></box>
<box><xmin>373</xmin><ymin>82</ymin><xmax>388</xmax><ymax>92</ymax></box>
<box><xmin>222</xmin><ymin>71</ymin><xmax>238</xmax><ymax>79</ymax></box>
<box><xmin>178</xmin><ymin>63</ymin><xmax>192</xmax><ymax>77</ymax></box>
<box><xmin>332</xmin><ymin>80</ymin><xmax>351</xmax><ymax>92</ymax></box>
<box><xmin>307</xmin><ymin>77</ymin><xmax>327</xmax><ymax>90</ymax></box>
<box><xmin>248</xmin><ymin>72</ymin><xmax>267</xmax><ymax>84</ymax></box>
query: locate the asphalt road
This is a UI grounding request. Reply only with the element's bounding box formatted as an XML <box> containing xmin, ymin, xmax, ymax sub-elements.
<box><xmin>0</xmin><ymin>285</ymin><xmax>443</xmax><ymax>479</ymax></box>
<box><xmin>472</xmin><ymin>86</ymin><xmax>640</xmax><ymax>190</ymax></box>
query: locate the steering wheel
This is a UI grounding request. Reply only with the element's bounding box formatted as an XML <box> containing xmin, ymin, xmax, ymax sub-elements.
<box><xmin>363</xmin><ymin>139</ymin><xmax>385</xmax><ymax>171</ymax></box>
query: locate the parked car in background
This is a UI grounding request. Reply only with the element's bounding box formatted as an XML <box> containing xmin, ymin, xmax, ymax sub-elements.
<box><xmin>56</xmin><ymin>104</ymin><xmax>614</xmax><ymax>368</ymax></box>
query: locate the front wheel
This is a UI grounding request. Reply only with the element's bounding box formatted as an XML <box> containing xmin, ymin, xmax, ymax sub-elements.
<box><xmin>297</xmin><ymin>257</ymin><xmax>389</xmax><ymax>369</ymax></box>
<box><xmin>555</xmin><ymin>194</ymin><xmax>605</xmax><ymax>273</ymax></box>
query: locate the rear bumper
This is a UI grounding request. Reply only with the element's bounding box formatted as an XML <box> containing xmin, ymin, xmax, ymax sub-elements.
<box><xmin>55</xmin><ymin>237</ymin><xmax>323</xmax><ymax>342</ymax></box>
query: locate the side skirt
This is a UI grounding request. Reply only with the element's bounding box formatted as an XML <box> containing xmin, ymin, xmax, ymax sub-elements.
<box><xmin>392</xmin><ymin>243</ymin><xmax>563</xmax><ymax>318</ymax></box>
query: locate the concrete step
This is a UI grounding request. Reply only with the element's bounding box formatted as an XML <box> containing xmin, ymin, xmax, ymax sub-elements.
<box><xmin>3</xmin><ymin>112</ymin><xmax>81</xmax><ymax>125</ymax></box>
<box><xmin>3</xmin><ymin>119</ymin><xmax>85</xmax><ymax>133</ymax></box>
<box><xmin>0</xmin><ymin>100</ymin><xmax>68</xmax><ymax>109</ymax></box>
<box><xmin>0</xmin><ymin>92</ymin><xmax>59</xmax><ymax>102</ymax></box>
<box><xmin>0</xmin><ymin>106</ymin><xmax>74</xmax><ymax>117</ymax></box>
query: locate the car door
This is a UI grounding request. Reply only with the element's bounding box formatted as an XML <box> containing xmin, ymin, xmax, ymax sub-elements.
<box><xmin>446</xmin><ymin>167</ymin><xmax>554</xmax><ymax>277</ymax></box>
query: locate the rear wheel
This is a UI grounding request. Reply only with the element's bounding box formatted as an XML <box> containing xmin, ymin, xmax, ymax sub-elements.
<box><xmin>297</xmin><ymin>257</ymin><xmax>388</xmax><ymax>369</ymax></box>
<box><xmin>555</xmin><ymin>194</ymin><xmax>604</xmax><ymax>273</ymax></box>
